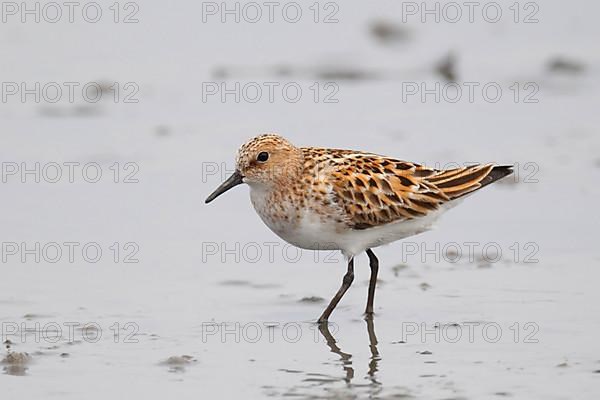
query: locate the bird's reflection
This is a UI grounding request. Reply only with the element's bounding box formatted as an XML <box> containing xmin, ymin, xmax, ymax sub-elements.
<box><xmin>318</xmin><ymin>321</ymin><xmax>354</xmax><ymax>383</ymax></box>
<box><xmin>317</xmin><ymin>315</ymin><xmax>382</xmax><ymax>386</ymax></box>
<box><xmin>365</xmin><ymin>316</ymin><xmax>382</xmax><ymax>385</ymax></box>
<box><xmin>276</xmin><ymin>318</ymin><xmax>383</xmax><ymax>397</ymax></box>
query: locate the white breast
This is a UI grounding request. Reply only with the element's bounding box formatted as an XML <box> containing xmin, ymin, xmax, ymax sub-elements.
<box><xmin>249</xmin><ymin>185</ymin><xmax>331</xmax><ymax>251</ymax></box>
<box><xmin>249</xmin><ymin>184</ymin><xmax>446</xmax><ymax>257</ymax></box>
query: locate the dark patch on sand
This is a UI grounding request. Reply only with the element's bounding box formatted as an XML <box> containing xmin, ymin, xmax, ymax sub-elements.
<box><xmin>369</xmin><ymin>20</ymin><xmax>411</xmax><ymax>44</ymax></box>
<box><xmin>160</xmin><ymin>355</ymin><xmax>197</xmax><ymax>373</ymax></box>
<box><xmin>155</xmin><ymin>125</ymin><xmax>170</xmax><ymax>136</ymax></box>
<box><xmin>218</xmin><ymin>279</ymin><xmax>251</xmax><ymax>286</ymax></box>
<box><xmin>23</xmin><ymin>313</ymin><xmax>54</xmax><ymax>320</ymax></box>
<box><xmin>547</xmin><ymin>57</ymin><xmax>585</xmax><ymax>74</ymax></box>
<box><xmin>436</xmin><ymin>52</ymin><xmax>458</xmax><ymax>82</ymax></box>
<box><xmin>218</xmin><ymin>280</ymin><xmax>280</xmax><ymax>289</ymax></box>
<box><xmin>314</xmin><ymin>67</ymin><xmax>377</xmax><ymax>81</ymax></box>
<box><xmin>278</xmin><ymin>368</ymin><xmax>303</xmax><ymax>374</ymax></box>
<box><xmin>299</xmin><ymin>296</ymin><xmax>325</xmax><ymax>304</ymax></box>
<box><xmin>2</xmin><ymin>351</ymin><xmax>31</xmax><ymax>376</ymax></box>
<box><xmin>392</xmin><ymin>264</ymin><xmax>410</xmax><ymax>277</ymax></box>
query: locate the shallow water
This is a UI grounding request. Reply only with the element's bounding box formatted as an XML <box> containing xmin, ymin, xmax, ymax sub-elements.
<box><xmin>1</xmin><ymin>0</ymin><xmax>600</xmax><ymax>398</ymax></box>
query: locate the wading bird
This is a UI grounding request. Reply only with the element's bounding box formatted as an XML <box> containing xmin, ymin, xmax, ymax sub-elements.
<box><xmin>206</xmin><ymin>134</ymin><xmax>512</xmax><ymax>323</ymax></box>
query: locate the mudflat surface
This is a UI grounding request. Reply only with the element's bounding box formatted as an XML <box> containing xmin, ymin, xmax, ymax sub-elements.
<box><xmin>1</xmin><ymin>1</ymin><xmax>599</xmax><ymax>398</ymax></box>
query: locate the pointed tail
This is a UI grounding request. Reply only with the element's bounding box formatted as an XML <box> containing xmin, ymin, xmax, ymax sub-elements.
<box><xmin>426</xmin><ymin>164</ymin><xmax>513</xmax><ymax>200</ymax></box>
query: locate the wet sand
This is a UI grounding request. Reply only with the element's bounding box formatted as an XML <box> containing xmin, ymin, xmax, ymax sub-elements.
<box><xmin>1</xmin><ymin>0</ymin><xmax>600</xmax><ymax>398</ymax></box>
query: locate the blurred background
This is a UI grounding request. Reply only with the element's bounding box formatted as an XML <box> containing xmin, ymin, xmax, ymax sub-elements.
<box><xmin>1</xmin><ymin>0</ymin><xmax>599</xmax><ymax>398</ymax></box>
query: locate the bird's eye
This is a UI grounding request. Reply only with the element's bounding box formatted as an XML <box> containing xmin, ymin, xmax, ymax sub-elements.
<box><xmin>257</xmin><ymin>152</ymin><xmax>269</xmax><ymax>162</ymax></box>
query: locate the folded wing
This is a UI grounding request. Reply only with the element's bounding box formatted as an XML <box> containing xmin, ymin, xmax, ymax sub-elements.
<box><xmin>326</xmin><ymin>155</ymin><xmax>512</xmax><ymax>230</ymax></box>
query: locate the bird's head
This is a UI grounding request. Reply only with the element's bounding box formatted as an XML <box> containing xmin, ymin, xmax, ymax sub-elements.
<box><xmin>205</xmin><ymin>133</ymin><xmax>303</xmax><ymax>203</ymax></box>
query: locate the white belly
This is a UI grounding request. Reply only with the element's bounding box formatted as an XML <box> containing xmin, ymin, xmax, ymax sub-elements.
<box><xmin>249</xmin><ymin>185</ymin><xmax>445</xmax><ymax>257</ymax></box>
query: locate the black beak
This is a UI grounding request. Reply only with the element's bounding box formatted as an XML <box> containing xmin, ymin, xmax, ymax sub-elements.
<box><xmin>205</xmin><ymin>170</ymin><xmax>244</xmax><ymax>204</ymax></box>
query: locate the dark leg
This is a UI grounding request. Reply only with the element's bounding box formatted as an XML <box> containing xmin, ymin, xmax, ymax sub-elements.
<box><xmin>365</xmin><ymin>249</ymin><xmax>379</xmax><ymax>316</ymax></box>
<box><xmin>318</xmin><ymin>258</ymin><xmax>355</xmax><ymax>323</ymax></box>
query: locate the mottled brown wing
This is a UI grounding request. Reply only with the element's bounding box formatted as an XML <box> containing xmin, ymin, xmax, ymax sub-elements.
<box><xmin>325</xmin><ymin>154</ymin><xmax>510</xmax><ymax>230</ymax></box>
